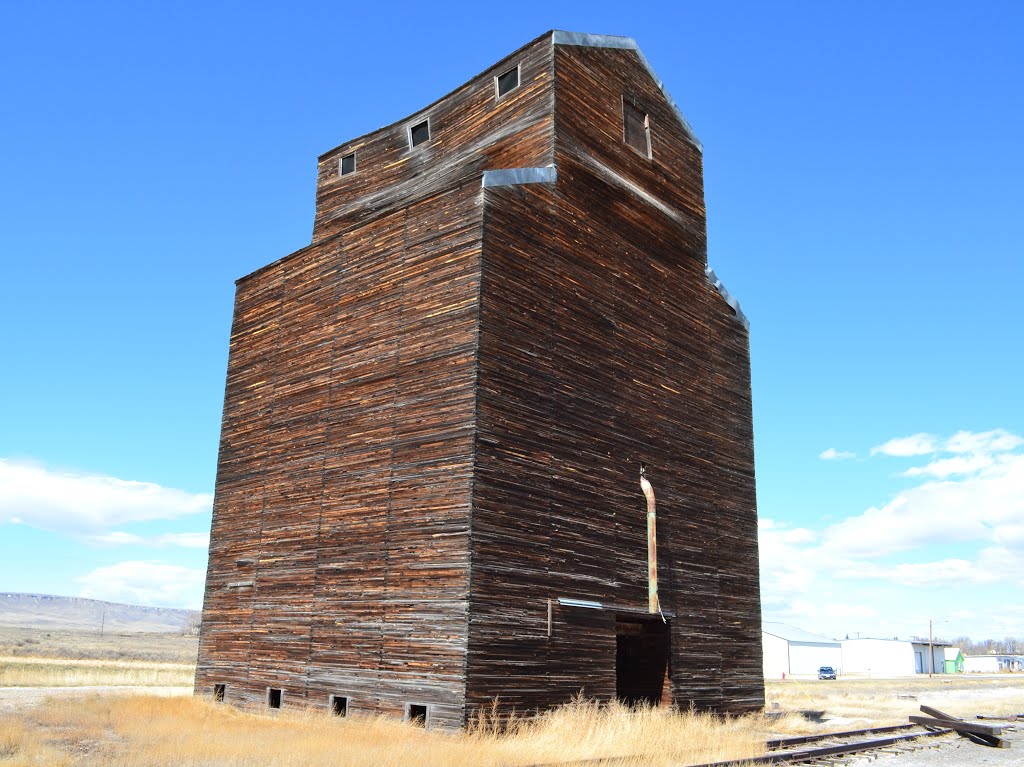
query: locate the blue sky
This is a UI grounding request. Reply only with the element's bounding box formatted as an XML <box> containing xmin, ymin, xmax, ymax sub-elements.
<box><xmin>1</xmin><ymin>2</ymin><xmax>1021</xmax><ymax>643</ymax></box>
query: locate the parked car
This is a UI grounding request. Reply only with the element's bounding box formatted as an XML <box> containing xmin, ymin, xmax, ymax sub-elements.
<box><xmin>818</xmin><ymin>666</ymin><xmax>837</xmax><ymax>680</ymax></box>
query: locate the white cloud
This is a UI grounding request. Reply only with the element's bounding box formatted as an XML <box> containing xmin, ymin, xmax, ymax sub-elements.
<box><xmin>758</xmin><ymin>518</ymin><xmax>820</xmax><ymax>611</ymax></box>
<box><xmin>821</xmin><ymin>452</ymin><xmax>1024</xmax><ymax>559</ymax></box>
<box><xmin>0</xmin><ymin>458</ymin><xmax>212</xmax><ymax>533</ymax></box>
<box><xmin>944</xmin><ymin>429</ymin><xmax>1023</xmax><ymax>455</ymax></box>
<box><xmin>837</xmin><ymin>545</ymin><xmax>1024</xmax><ymax>589</ymax></box>
<box><xmin>86</xmin><ymin>531</ymin><xmax>210</xmax><ymax>548</ymax></box>
<box><xmin>870</xmin><ymin>433</ymin><xmax>938</xmax><ymax>457</ymax></box>
<box><xmin>823</xmin><ymin>603</ymin><xmax>879</xmax><ymax>619</ymax></box>
<box><xmin>762</xmin><ymin>429</ymin><xmax>1024</xmax><ymax>637</ymax></box>
<box><xmin>77</xmin><ymin>560</ymin><xmax>205</xmax><ymax>608</ymax></box>
<box><xmin>820</xmin><ymin>448</ymin><xmax>856</xmax><ymax>461</ymax></box>
<box><xmin>902</xmin><ymin>454</ymin><xmax>993</xmax><ymax>478</ymax></box>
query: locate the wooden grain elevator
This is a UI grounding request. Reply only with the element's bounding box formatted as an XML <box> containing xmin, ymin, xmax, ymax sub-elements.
<box><xmin>195</xmin><ymin>30</ymin><xmax>764</xmax><ymax>729</ymax></box>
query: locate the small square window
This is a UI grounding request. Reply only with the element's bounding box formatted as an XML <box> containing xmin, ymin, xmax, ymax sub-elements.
<box><xmin>330</xmin><ymin>695</ymin><xmax>348</xmax><ymax>716</ymax></box>
<box><xmin>267</xmin><ymin>687</ymin><xmax>282</xmax><ymax>709</ymax></box>
<box><xmin>623</xmin><ymin>99</ymin><xmax>651</xmax><ymax>158</ymax></box>
<box><xmin>409</xmin><ymin>120</ymin><xmax>430</xmax><ymax>148</ymax></box>
<box><xmin>406</xmin><ymin>703</ymin><xmax>428</xmax><ymax>726</ymax></box>
<box><xmin>213</xmin><ymin>684</ymin><xmax>225</xmax><ymax>702</ymax></box>
<box><xmin>496</xmin><ymin>65</ymin><xmax>520</xmax><ymax>98</ymax></box>
<box><xmin>340</xmin><ymin>153</ymin><xmax>356</xmax><ymax>176</ymax></box>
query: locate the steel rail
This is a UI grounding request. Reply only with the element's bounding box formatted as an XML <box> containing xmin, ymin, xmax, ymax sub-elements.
<box><xmin>766</xmin><ymin>722</ymin><xmax>918</xmax><ymax>750</ymax></box>
<box><xmin>688</xmin><ymin>727</ymin><xmax>951</xmax><ymax>767</ymax></box>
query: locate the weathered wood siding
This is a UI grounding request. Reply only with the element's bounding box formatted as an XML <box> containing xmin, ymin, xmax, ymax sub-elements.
<box><xmin>464</xmin><ymin>40</ymin><xmax>762</xmax><ymax>716</ymax></box>
<box><xmin>312</xmin><ymin>33</ymin><xmax>556</xmax><ymax>243</ymax></box>
<box><xmin>196</xmin><ymin>33</ymin><xmax>556</xmax><ymax>728</ymax></box>
<box><xmin>198</xmin><ymin>30</ymin><xmax>762</xmax><ymax>729</ymax></box>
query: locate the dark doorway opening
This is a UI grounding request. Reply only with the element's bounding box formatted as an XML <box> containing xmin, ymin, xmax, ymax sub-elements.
<box><xmin>615</xmin><ymin>617</ymin><xmax>670</xmax><ymax>706</ymax></box>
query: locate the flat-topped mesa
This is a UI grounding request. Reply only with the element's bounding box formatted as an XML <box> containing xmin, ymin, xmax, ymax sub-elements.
<box><xmin>196</xmin><ymin>30</ymin><xmax>760</xmax><ymax>730</ymax></box>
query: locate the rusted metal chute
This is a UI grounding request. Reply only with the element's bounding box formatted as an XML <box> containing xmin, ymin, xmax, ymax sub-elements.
<box><xmin>640</xmin><ymin>466</ymin><xmax>660</xmax><ymax>617</ymax></box>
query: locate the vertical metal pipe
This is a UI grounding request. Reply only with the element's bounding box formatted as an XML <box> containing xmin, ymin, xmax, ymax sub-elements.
<box><xmin>640</xmin><ymin>468</ymin><xmax>658</xmax><ymax>614</ymax></box>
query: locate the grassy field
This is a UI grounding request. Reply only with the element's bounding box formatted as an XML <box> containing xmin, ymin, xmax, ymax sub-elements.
<box><xmin>0</xmin><ymin>626</ymin><xmax>197</xmax><ymax>688</ymax></box>
<box><xmin>0</xmin><ymin>655</ymin><xmax>195</xmax><ymax>688</ymax></box>
<box><xmin>3</xmin><ymin>666</ymin><xmax>1023</xmax><ymax>766</ymax></box>
<box><xmin>0</xmin><ymin>626</ymin><xmax>198</xmax><ymax>664</ymax></box>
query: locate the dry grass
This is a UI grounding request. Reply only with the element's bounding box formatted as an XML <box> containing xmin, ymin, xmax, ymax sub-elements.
<box><xmin>0</xmin><ymin>627</ymin><xmax>198</xmax><ymax>664</ymax></box>
<box><xmin>4</xmin><ymin>675</ymin><xmax>1023</xmax><ymax>766</ymax></box>
<box><xmin>0</xmin><ymin>717</ymin><xmax>74</xmax><ymax>767</ymax></box>
<box><xmin>0</xmin><ymin>656</ymin><xmax>194</xmax><ymax>688</ymax></box>
<box><xmin>2</xmin><ymin>694</ymin><xmax>768</xmax><ymax>767</ymax></box>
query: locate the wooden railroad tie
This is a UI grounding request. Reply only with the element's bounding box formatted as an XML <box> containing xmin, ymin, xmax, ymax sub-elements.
<box><xmin>910</xmin><ymin>704</ymin><xmax>1011</xmax><ymax>749</ymax></box>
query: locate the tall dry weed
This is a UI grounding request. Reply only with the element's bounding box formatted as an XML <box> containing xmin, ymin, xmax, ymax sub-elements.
<box><xmin>12</xmin><ymin>694</ymin><xmax>766</xmax><ymax>767</ymax></box>
<box><xmin>0</xmin><ymin>717</ymin><xmax>74</xmax><ymax>767</ymax></box>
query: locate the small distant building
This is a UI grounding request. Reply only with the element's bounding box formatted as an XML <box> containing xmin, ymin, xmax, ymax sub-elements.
<box><xmin>910</xmin><ymin>641</ymin><xmax>951</xmax><ymax>674</ymax></box>
<box><xmin>762</xmin><ymin>623</ymin><xmax>841</xmax><ymax>678</ymax></box>
<box><xmin>944</xmin><ymin>647</ymin><xmax>964</xmax><ymax>674</ymax></box>
<box><xmin>964</xmin><ymin>654</ymin><xmax>1024</xmax><ymax>673</ymax></box>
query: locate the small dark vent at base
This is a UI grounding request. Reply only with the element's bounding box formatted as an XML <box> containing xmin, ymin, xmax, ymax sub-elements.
<box><xmin>407</xmin><ymin>704</ymin><xmax>428</xmax><ymax>727</ymax></box>
<box><xmin>267</xmin><ymin>688</ymin><xmax>282</xmax><ymax>709</ymax></box>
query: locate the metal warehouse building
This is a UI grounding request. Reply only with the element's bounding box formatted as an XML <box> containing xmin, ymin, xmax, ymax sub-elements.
<box><xmin>762</xmin><ymin>623</ymin><xmax>841</xmax><ymax>678</ymax></box>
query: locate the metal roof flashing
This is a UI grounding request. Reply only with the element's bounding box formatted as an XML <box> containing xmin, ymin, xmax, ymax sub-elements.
<box><xmin>706</xmin><ymin>266</ymin><xmax>750</xmax><ymax>330</ymax></box>
<box><xmin>482</xmin><ymin>166</ymin><xmax>558</xmax><ymax>188</ymax></box>
<box><xmin>551</xmin><ymin>31</ymin><xmax>703</xmax><ymax>152</ymax></box>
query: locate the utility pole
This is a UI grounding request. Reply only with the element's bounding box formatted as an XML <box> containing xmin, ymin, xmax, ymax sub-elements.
<box><xmin>100</xmin><ymin>608</ymin><xmax>105</xmax><ymax>638</ymax></box>
<box><xmin>929</xmin><ymin>618</ymin><xmax>933</xmax><ymax>677</ymax></box>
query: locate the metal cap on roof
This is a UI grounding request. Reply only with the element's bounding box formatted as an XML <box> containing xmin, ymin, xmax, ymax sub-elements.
<box><xmin>762</xmin><ymin>622</ymin><xmax>840</xmax><ymax>645</ymax></box>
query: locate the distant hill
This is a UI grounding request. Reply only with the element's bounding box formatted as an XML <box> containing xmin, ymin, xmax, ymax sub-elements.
<box><xmin>0</xmin><ymin>593</ymin><xmax>198</xmax><ymax>633</ymax></box>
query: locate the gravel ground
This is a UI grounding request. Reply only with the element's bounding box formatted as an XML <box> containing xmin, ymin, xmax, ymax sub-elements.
<box><xmin>868</xmin><ymin>725</ymin><xmax>1020</xmax><ymax>767</ymax></box>
<box><xmin>0</xmin><ymin>685</ymin><xmax>191</xmax><ymax>713</ymax></box>
<box><xmin>828</xmin><ymin>722</ymin><xmax>1019</xmax><ymax>767</ymax></box>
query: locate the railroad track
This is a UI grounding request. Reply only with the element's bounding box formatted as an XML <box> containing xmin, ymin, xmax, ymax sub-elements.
<box><xmin>690</xmin><ymin>723</ymin><xmax>952</xmax><ymax>767</ymax></box>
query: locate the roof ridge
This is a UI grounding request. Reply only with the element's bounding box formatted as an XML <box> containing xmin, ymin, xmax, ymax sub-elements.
<box><xmin>552</xmin><ymin>30</ymin><xmax>702</xmax><ymax>151</ymax></box>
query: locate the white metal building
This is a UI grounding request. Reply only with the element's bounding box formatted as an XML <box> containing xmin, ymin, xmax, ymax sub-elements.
<box><xmin>910</xmin><ymin>642</ymin><xmax>949</xmax><ymax>674</ymax></box>
<box><xmin>841</xmin><ymin>639</ymin><xmax>916</xmax><ymax>676</ymax></box>
<box><xmin>964</xmin><ymin>654</ymin><xmax>1024</xmax><ymax>673</ymax></box>
<box><xmin>762</xmin><ymin>623</ymin><xmax>842</xmax><ymax>678</ymax></box>
<box><xmin>841</xmin><ymin>639</ymin><xmax>952</xmax><ymax>676</ymax></box>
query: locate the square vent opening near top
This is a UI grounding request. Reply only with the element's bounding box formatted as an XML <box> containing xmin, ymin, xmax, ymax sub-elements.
<box><xmin>410</xmin><ymin>120</ymin><xmax>430</xmax><ymax>147</ymax></box>
<box><xmin>496</xmin><ymin>65</ymin><xmax>519</xmax><ymax>97</ymax></box>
